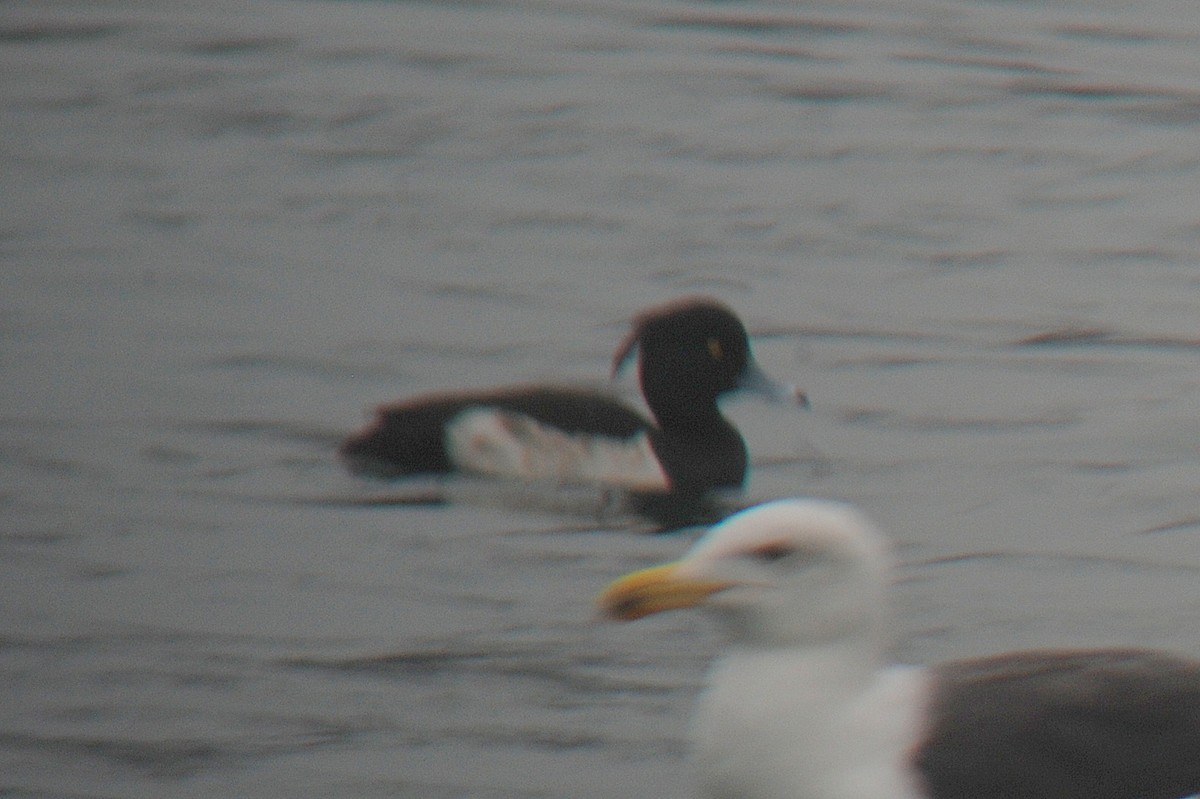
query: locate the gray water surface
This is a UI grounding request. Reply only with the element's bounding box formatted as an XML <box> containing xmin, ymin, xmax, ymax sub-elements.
<box><xmin>3</xmin><ymin>1</ymin><xmax>1200</xmax><ymax>796</ymax></box>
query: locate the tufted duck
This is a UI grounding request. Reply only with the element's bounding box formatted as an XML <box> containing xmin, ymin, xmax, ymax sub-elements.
<box><xmin>339</xmin><ymin>297</ymin><xmax>807</xmax><ymax>526</ymax></box>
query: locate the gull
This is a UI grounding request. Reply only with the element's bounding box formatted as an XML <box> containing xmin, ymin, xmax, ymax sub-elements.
<box><xmin>599</xmin><ymin>498</ymin><xmax>1200</xmax><ymax>799</ymax></box>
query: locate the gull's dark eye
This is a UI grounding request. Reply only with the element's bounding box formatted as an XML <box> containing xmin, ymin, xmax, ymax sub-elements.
<box><xmin>752</xmin><ymin>542</ymin><xmax>793</xmax><ymax>563</ymax></box>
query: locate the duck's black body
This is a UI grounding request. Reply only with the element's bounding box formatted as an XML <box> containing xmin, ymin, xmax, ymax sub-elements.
<box><xmin>341</xmin><ymin>385</ymin><xmax>651</xmax><ymax>477</ymax></box>
<box><xmin>339</xmin><ymin>297</ymin><xmax>805</xmax><ymax>526</ymax></box>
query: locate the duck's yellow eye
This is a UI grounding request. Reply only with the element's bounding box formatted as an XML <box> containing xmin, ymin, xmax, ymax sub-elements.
<box><xmin>707</xmin><ymin>337</ymin><xmax>723</xmax><ymax>360</ymax></box>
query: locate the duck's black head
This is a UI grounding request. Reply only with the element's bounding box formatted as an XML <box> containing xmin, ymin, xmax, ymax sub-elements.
<box><xmin>612</xmin><ymin>297</ymin><xmax>802</xmax><ymax>430</ymax></box>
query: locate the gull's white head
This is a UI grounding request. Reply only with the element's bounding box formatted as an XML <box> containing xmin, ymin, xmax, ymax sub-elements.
<box><xmin>599</xmin><ymin>498</ymin><xmax>892</xmax><ymax>648</ymax></box>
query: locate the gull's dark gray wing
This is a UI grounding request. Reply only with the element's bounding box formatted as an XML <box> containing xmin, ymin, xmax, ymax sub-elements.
<box><xmin>913</xmin><ymin>648</ymin><xmax>1200</xmax><ymax>799</ymax></box>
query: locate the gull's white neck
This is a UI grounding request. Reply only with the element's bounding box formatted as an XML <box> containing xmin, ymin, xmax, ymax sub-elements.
<box><xmin>692</xmin><ymin>636</ymin><xmax>929</xmax><ymax>799</ymax></box>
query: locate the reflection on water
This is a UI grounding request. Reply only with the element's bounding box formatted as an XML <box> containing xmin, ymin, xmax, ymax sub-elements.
<box><xmin>3</xmin><ymin>0</ymin><xmax>1200</xmax><ymax>796</ymax></box>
